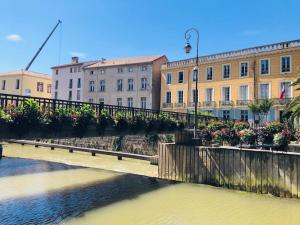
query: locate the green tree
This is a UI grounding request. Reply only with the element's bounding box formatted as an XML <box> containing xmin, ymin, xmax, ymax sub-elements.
<box><xmin>286</xmin><ymin>77</ymin><xmax>300</xmax><ymax>121</ymax></box>
<box><xmin>248</xmin><ymin>99</ymin><xmax>273</xmax><ymax>126</ymax></box>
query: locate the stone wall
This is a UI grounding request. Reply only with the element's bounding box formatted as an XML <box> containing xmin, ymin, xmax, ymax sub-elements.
<box><xmin>37</xmin><ymin>133</ymin><xmax>174</xmax><ymax>156</ymax></box>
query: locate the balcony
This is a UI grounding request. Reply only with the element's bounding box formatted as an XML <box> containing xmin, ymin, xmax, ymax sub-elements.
<box><xmin>188</xmin><ymin>102</ymin><xmax>201</xmax><ymax>107</ymax></box>
<box><xmin>219</xmin><ymin>100</ymin><xmax>234</xmax><ymax>107</ymax></box>
<box><xmin>162</xmin><ymin>103</ymin><xmax>173</xmax><ymax>108</ymax></box>
<box><xmin>202</xmin><ymin>101</ymin><xmax>217</xmax><ymax>108</ymax></box>
<box><xmin>271</xmin><ymin>98</ymin><xmax>292</xmax><ymax>106</ymax></box>
<box><xmin>236</xmin><ymin>100</ymin><xmax>252</xmax><ymax>106</ymax></box>
<box><xmin>174</xmin><ymin>102</ymin><xmax>186</xmax><ymax>108</ymax></box>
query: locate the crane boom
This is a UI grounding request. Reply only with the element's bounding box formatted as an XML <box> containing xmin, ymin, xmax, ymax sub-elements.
<box><xmin>25</xmin><ymin>20</ymin><xmax>62</xmax><ymax>71</ymax></box>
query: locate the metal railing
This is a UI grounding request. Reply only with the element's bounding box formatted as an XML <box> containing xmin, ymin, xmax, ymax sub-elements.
<box><xmin>236</xmin><ymin>100</ymin><xmax>252</xmax><ymax>106</ymax></box>
<box><xmin>162</xmin><ymin>102</ymin><xmax>173</xmax><ymax>108</ymax></box>
<box><xmin>0</xmin><ymin>93</ymin><xmax>223</xmax><ymax>127</ymax></box>
<box><xmin>219</xmin><ymin>100</ymin><xmax>234</xmax><ymax>107</ymax></box>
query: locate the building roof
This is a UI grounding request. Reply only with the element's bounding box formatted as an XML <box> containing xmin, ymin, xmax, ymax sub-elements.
<box><xmin>0</xmin><ymin>69</ymin><xmax>51</xmax><ymax>79</ymax></box>
<box><xmin>51</xmin><ymin>60</ymin><xmax>99</xmax><ymax>69</ymax></box>
<box><xmin>164</xmin><ymin>39</ymin><xmax>300</xmax><ymax>69</ymax></box>
<box><xmin>85</xmin><ymin>55</ymin><xmax>166</xmax><ymax>69</ymax></box>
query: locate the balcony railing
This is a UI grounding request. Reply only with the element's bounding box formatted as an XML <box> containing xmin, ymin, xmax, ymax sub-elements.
<box><xmin>272</xmin><ymin>98</ymin><xmax>292</xmax><ymax>106</ymax></box>
<box><xmin>236</xmin><ymin>100</ymin><xmax>252</xmax><ymax>106</ymax></box>
<box><xmin>162</xmin><ymin>103</ymin><xmax>173</xmax><ymax>108</ymax></box>
<box><xmin>188</xmin><ymin>102</ymin><xmax>201</xmax><ymax>107</ymax></box>
<box><xmin>219</xmin><ymin>100</ymin><xmax>234</xmax><ymax>107</ymax></box>
<box><xmin>202</xmin><ymin>101</ymin><xmax>217</xmax><ymax>107</ymax></box>
<box><xmin>174</xmin><ymin>102</ymin><xmax>186</xmax><ymax>108</ymax></box>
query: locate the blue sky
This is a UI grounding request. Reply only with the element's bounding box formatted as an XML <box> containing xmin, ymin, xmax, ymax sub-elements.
<box><xmin>0</xmin><ymin>0</ymin><xmax>299</xmax><ymax>74</ymax></box>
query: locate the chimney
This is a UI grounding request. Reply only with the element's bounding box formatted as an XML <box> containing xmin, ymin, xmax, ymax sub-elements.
<box><xmin>72</xmin><ymin>56</ymin><xmax>79</xmax><ymax>64</ymax></box>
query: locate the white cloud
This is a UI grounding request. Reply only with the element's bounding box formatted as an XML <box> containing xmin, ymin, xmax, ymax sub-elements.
<box><xmin>70</xmin><ymin>51</ymin><xmax>87</xmax><ymax>59</ymax></box>
<box><xmin>6</xmin><ymin>34</ymin><xmax>22</xmax><ymax>42</ymax></box>
<box><xmin>239</xmin><ymin>30</ymin><xmax>262</xmax><ymax>36</ymax></box>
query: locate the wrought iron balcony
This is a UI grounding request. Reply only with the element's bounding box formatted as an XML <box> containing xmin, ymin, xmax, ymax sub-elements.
<box><xmin>174</xmin><ymin>102</ymin><xmax>186</xmax><ymax>108</ymax></box>
<box><xmin>219</xmin><ymin>100</ymin><xmax>234</xmax><ymax>107</ymax></box>
<box><xmin>162</xmin><ymin>103</ymin><xmax>173</xmax><ymax>108</ymax></box>
<box><xmin>272</xmin><ymin>98</ymin><xmax>292</xmax><ymax>106</ymax></box>
<box><xmin>202</xmin><ymin>101</ymin><xmax>217</xmax><ymax>107</ymax></box>
<box><xmin>188</xmin><ymin>102</ymin><xmax>201</xmax><ymax>107</ymax></box>
<box><xmin>236</xmin><ymin>100</ymin><xmax>252</xmax><ymax>106</ymax></box>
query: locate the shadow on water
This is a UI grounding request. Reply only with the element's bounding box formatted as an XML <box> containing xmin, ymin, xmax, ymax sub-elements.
<box><xmin>0</xmin><ymin>159</ymin><xmax>175</xmax><ymax>225</ymax></box>
<box><xmin>0</xmin><ymin>157</ymin><xmax>84</xmax><ymax>178</ymax></box>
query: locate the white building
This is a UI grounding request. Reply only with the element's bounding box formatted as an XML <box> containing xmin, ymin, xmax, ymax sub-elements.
<box><xmin>51</xmin><ymin>57</ymin><xmax>97</xmax><ymax>101</ymax></box>
<box><xmin>82</xmin><ymin>55</ymin><xmax>167</xmax><ymax>109</ymax></box>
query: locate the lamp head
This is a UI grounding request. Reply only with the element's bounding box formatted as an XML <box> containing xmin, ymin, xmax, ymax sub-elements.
<box><xmin>184</xmin><ymin>42</ymin><xmax>192</xmax><ymax>54</ymax></box>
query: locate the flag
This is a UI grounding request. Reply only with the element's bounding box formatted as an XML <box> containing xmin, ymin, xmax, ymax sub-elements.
<box><xmin>279</xmin><ymin>85</ymin><xmax>285</xmax><ymax>99</ymax></box>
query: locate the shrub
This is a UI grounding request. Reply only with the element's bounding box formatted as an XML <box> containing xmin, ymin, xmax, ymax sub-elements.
<box><xmin>233</xmin><ymin>121</ymin><xmax>250</xmax><ymax>132</ymax></box>
<box><xmin>212</xmin><ymin>130</ymin><xmax>224</xmax><ymax>145</ymax></box>
<box><xmin>207</xmin><ymin>121</ymin><xmax>228</xmax><ymax>132</ymax></box>
<box><xmin>9</xmin><ymin>99</ymin><xmax>43</xmax><ymax>137</ymax></box>
<box><xmin>238</xmin><ymin>129</ymin><xmax>256</xmax><ymax>145</ymax></box>
<box><xmin>72</xmin><ymin>104</ymin><xmax>95</xmax><ymax>137</ymax></box>
<box><xmin>221</xmin><ymin>128</ymin><xmax>240</xmax><ymax>146</ymax></box>
<box><xmin>128</xmin><ymin>115</ymin><xmax>146</xmax><ymax>133</ymax></box>
<box><xmin>257</xmin><ymin>127</ymin><xmax>273</xmax><ymax>145</ymax></box>
<box><xmin>0</xmin><ymin>108</ymin><xmax>11</xmax><ymax>126</ymax></box>
<box><xmin>265</xmin><ymin>121</ymin><xmax>286</xmax><ymax>134</ymax></box>
<box><xmin>196</xmin><ymin>128</ymin><xmax>212</xmax><ymax>146</ymax></box>
<box><xmin>273</xmin><ymin>130</ymin><xmax>292</xmax><ymax>149</ymax></box>
<box><xmin>46</xmin><ymin>107</ymin><xmax>73</xmax><ymax>133</ymax></box>
<box><xmin>97</xmin><ymin>109</ymin><xmax>113</xmax><ymax>135</ymax></box>
<box><xmin>114</xmin><ymin>112</ymin><xmax>128</xmax><ymax>132</ymax></box>
<box><xmin>157</xmin><ymin>113</ymin><xmax>178</xmax><ymax>132</ymax></box>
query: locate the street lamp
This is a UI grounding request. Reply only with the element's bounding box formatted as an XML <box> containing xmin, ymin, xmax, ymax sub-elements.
<box><xmin>184</xmin><ymin>28</ymin><xmax>199</xmax><ymax>139</ymax></box>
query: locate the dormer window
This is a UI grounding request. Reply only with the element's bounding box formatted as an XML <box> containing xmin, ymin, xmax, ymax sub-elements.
<box><xmin>90</xmin><ymin>70</ymin><xmax>94</xmax><ymax>75</ymax></box>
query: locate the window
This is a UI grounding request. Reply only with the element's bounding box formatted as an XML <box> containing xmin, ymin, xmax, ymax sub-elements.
<box><xmin>239</xmin><ymin>85</ymin><xmax>248</xmax><ymax>100</ymax></box>
<box><xmin>69</xmin><ymin>79</ymin><xmax>73</xmax><ymax>89</ymax></box>
<box><xmin>55</xmin><ymin>80</ymin><xmax>58</xmax><ymax>90</ymax></box>
<box><xmin>54</xmin><ymin>91</ymin><xmax>58</xmax><ymax>99</ymax></box>
<box><xmin>141</xmin><ymin>97</ymin><xmax>147</xmax><ymax>108</ymax></box>
<box><xmin>117</xmin><ymin>98</ymin><xmax>122</xmax><ymax>106</ymax></box>
<box><xmin>99</xmin><ymin>69</ymin><xmax>105</xmax><ymax>74</ymax></box>
<box><xmin>166</xmin><ymin>91</ymin><xmax>171</xmax><ymax>103</ymax></box>
<box><xmin>37</xmin><ymin>82</ymin><xmax>44</xmax><ymax>92</ymax></box>
<box><xmin>192</xmin><ymin>69</ymin><xmax>198</xmax><ymax>82</ymax></box>
<box><xmin>259</xmin><ymin>83</ymin><xmax>270</xmax><ymax>99</ymax></box>
<box><xmin>128</xmin><ymin>79</ymin><xmax>134</xmax><ymax>91</ymax></box>
<box><xmin>166</xmin><ymin>73</ymin><xmax>172</xmax><ymax>84</ymax></box>
<box><xmin>74</xmin><ymin>67</ymin><xmax>77</xmax><ymax>73</ymax></box>
<box><xmin>88</xmin><ymin>98</ymin><xmax>93</xmax><ymax>103</ymax></box>
<box><xmin>77</xmin><ymin>78</ymin><xmax>81</xmax><ymax>88</ymax></box>
<box><xmin>89</xmin><ymin>81</ymin><xmax>95</xmax><ymax>92</ymax></box>
<box><xmin>223</xmin><ymin>110</ymin><xmax>230</xmax><ymax>119</ymax></box>
<box><xmin>99</xmin><ymin>80</ymin><xmax>105</xmax><ymax>92</ymax></box>
<box><xmin>240</xmin><ymin>62</ymin><xmax>248</xmax><ymax>77</ymax></box>
<box><xmin>16</xmin><ymin>79</ymin><xmax>20</xmax><ymax>89</ymax></box>
<box><xmin>117</xmin><ymin>68</ymin><xmax>123</xmax><ymax>73</ymax></box>
<box><xmin>222</xmin><ymin>87</ymin><xmax>230</xmax><ymax>101</ymax></box>
<box><xmin>142</xmin><ymin>65</ymin><xmax>147</xmax><ymax>71</ymax></box>
<box><xmin>178</xmin><ymin>71</ymin><xmax>184</xmax><ymax>83</ymax></box>
<box><xmin>241</xmin><ymin>110</ymin><xmax>248</xmax><ymax>122</ymax></box>
<box><xmin>1</xmin><ymin>80</ymin><xmax>5</xmax><ymax>90</ymax></box>
<box><xmin>177</xmin><ymin>91</ymin><xmax>184</xmax><ymax>103</ymax></box>
<box><xmin>78</xmin><ymin>67</ymin><xmax>81</xmax><ymax>72</ymax></box>
<box><xmin>281</xmin><ymin>56</ymin><xmax>291</xmax><ymax>73</ymax></box>
<box><xmin>192</xmin><ymin>89</ymin><xmax>198</xmax><ymax>103</ymax></box>
<box><xmin>68</xmin><ymin>91</ymin><xmax>72</xmax><ymax>101</ymax></box>
<box><xmin>55</xmin><ymin>69</ymin><xmax>58</xmax><ymax>75</ymax></box>
<box><xmin>206</xmin><ymin>66</ymin><xmax>213</xmax><ymax>80</ymax></box>
<box><xmin>128</xmin><ymin>67</ymin><xmax>133</xmax><ymax>72</ymax></box>
<box><xmin>76</xmin><ymin>90</ymin><xmax>80</xmax><ymax>100</ymax></box>
<box><xmin>99</xmin><ymin>98</ymin><xmax>104</xmax><ymax>104</ymax></box>
<box><xmin>260</xmin><ymin>59</ymin><xmax>270</xmax><ymax>75</ymax></box>
<box><xmin>223</xmin><ymin>64</ymin><xmax>231</xmax><ymax>79</ymax></box>
<box><xmin>280</xmin><ymin>81</ymin><xmax>292</xmax><ymax>98</ymax></box>
<box><xmin>141</xmin><ymin>78</ymin><xmax>147</xmax><ymax>90</ymax></box>
<box><xmin>90</xmin><ymin>70</ymin><xmax>94</xmax><ymax>75</ymax></box>
<box><xmin>117</xmin><ymin>79</ymin><xmax>123</xmax><ymax>91</ymax></box>
<box><xmin>70</xmin><ymin>68</ymin><xmax>73</xmax><ymax>73</ymax></box>
<box><xmin>127</xmin><ymin>97</ymin><xmax>133</xmax><ymax>107</ymax></box>
<box><xmin>47</xmin><ymin>84</ymin><xmax>51</xmax><ymax>93</ymax></box>
<box><xmin>205</xmin><ymin>88</ymin><xmax>213</xmax><ymax>102</ymax></box>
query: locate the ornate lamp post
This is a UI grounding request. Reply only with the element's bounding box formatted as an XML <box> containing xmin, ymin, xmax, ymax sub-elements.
<box><xmin>184</xmin><ymin>28</ymin><xmax>199</xmax><ymax>139</ymax></box>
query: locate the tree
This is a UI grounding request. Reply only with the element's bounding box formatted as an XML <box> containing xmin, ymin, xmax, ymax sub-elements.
<box><xmin>248</xmin><ymin>99</ymin><xmax>273</xmax><ymax>127</ymax></box>
<box><xmin>286</xmin><ymin>76</ymin><xmax>300</xmax><ymax>121</ymax></box>
<box><xmin>248</xmin><ymin>101</ymin><xmax>260</xmax><ymax>126</ymax></box>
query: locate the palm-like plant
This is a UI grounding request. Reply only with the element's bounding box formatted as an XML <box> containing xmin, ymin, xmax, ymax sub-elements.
<box><xmin>286</xmin><ymin>77</ymin><xmax>300</xmax><ymax>120</ymax></box>
<box><xmin>248</xmin><ymin>99</ymin><xmax>273</xmax><ymax>126</ymax></box>
<box><xmin>248</xmin><ymin>101</ymin><xmax>260</xmax><ymax>125</ymax></box>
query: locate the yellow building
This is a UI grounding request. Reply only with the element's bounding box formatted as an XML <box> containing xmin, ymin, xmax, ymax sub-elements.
<box><xmin>0</xmin><ymin>70</ymin><xmax>52</xmax><ymax>98</ymax></box>
<box><xmin>161</xmin><ymin>39</ymin><xmax>300</xmax><ymax>122</ymax></box>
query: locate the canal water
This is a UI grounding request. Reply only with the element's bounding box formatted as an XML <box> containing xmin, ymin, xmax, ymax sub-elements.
<box><xmin>2</xmin><ymin>144</ymin><xmax>300</xmax><ymax>225</ymax></box>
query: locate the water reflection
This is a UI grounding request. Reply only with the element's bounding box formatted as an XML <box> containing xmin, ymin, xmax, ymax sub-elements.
<box><xmin>0</xmin><ymin>158</ymin><xmax>172</xmax><ymax>225</ymax></box>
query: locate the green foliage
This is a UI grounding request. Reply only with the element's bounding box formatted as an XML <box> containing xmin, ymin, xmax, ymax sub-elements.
<box><xmin>273</xmin><ymin>130</ymin><xmax>292</xmax><ymax>149</ymax></box>
<box><xmin>265</xmin><ymin>121</ymin><xmax>286</xmax><ymax>134</ymax></box>
<box><xmin>207</xmin><ymin>121</ymin><xmax>228</xmax><ymax>132</ymax></box>
<box><xmin>233</xmin><ymin>121</ymin><xmax>250</xmax><ymax>131</ymax></box>
<box><xmin>114</xmin><ymin>112</ymin><xmax>128</xmax><ymax>132</ymax></box>
<box><xmin>238</xmin><ymin>129</ymin><xmax>256</xmax><ymax>145</ymax></box>
<box><xmin>72</xmin><ymin>104</ymin><xmax>96</xmax><ymax>137</ymax></box>
<box><xmin>46</xmin><ymin>107</ymin><xmax>73</xmax><ymax>133</ymax></box>
<box><xmin>128</xmin><ymin>114</ymin><xmax>146</xmax><ymax>134</ymax></box>
<box><xmin>257</xmin><ymin>127</ymin><xmax>273</xmax><ymax>145</ymax></box>
<box><xmin>97</xmin><ymin>109</ymin><xmax>114</xmax><ymax>135</ymax></box>
<box><xmin>285</xmin><ymin>76</ymin><xmax>300</xmax><ymax>120</ymax></box>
